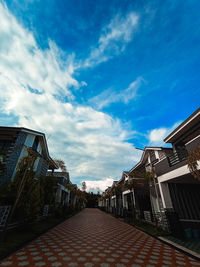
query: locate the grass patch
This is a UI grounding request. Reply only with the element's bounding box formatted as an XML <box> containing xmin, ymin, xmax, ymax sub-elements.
<box><xmin>131</xmin><ymin>220</ymin><xmax>169</xmax><ymax>237</ymax></box>
<box><xmin>111</xmin><ymin>211</ymin><xmax>169</xmax><ymax>237</ymax></box>
<box><xmin>0</xmin><ymin>216</ymin><xmax>63</xmax><ymax>260</ymax></box>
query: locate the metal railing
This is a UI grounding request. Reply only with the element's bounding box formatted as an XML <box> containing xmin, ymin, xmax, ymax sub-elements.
<box><xmin>167</xmin><ymin>149</ymin><xmax>188</xmax><ymax>167</ymax></box>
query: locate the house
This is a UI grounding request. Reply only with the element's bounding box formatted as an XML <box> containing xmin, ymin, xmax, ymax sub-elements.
<box><xmin>128</xmin><ymin>147</ymin><xmax>173</xmax><ymax>225</ymax></box>
<box><xmin>109</xmin><ymin>181</ymin><xmax>118</xmax><ymax>213</ymax></box>
<box><xmin>98</xmin><ymin>175</ymin><xmax>126</xmax><ymax>216</ymax></box>
<box><xmin>104</xmin><ymin>186</ymin><xmax>111</xmax><ymax>213</ymax></box>
<box><xmin>116</xmin><ymin>172</ymin><xmax>128</xmax><ymax>217</ymax></box>
<box><xmin>154</xmin><ymin>108</ymin><xmax>200</xmax><ymax>230</ymax></box>
<box><xmin>98</xmin><ymin>147</ymin><xmax>175</xmax><ymax>228</ymax></box>
<box><xmin>47</xmin><ymin>171</ymin><xmax>71</xmax><ymax>207</ymax></box>
<box><xmin>99</xmin><ymin>108</ymin><xmax>200</xmax><ymax>236</ymax></box>
<box><xmin>98</xmin><ymin>191</ymin><xmax>108</xmax><ymax>211</ymax></box>
<box><xmin>0</xmin><ymin>126</ymin><xmax>58</xmax><ymax>183</ymax></box>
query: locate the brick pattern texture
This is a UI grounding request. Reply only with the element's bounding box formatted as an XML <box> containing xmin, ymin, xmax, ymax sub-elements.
<box><xmin>1</xmin><ymin>208</ymin><xmax>200</xmax><ymax>266</ymax></box>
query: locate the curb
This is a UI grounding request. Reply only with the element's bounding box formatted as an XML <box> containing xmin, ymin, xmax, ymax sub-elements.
<box><xmin>130</xmin><ymin>222</ymin><xmax>200</xmax><ymax>262</ymax></box>
<box><xmin>108</xmin><ymin>211</ymin><xmax>200</xmax><ymax>262</ymax></box>
<box><xmin>158</xmin><ymin>236</ymin><xmax>200</xmax><ymax>261</ymax></box>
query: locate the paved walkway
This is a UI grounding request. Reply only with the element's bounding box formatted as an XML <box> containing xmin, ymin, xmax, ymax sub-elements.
<box><xmin>1</xmin><ymin>208</ymin><xmax>200</xmax><ymax>267</ymax></box>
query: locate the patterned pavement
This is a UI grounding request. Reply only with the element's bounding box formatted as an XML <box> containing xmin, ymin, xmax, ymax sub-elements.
<box><xmin>0</xmin><ymin>208</ymin><xmax>200</xmax><ymax>267</ymax></box>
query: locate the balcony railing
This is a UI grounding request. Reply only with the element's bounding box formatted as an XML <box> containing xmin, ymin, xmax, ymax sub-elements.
<box><xmin>167</xmin><ymin>149</ymin><xmax>188</xmax><ymax>167</ymax></box>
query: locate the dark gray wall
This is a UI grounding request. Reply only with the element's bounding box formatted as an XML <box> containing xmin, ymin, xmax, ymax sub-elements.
<box><xmin>35</xmin><ymin>158</ymin><xmax>49</xmax><ymax>178</ymax></box>
<box><xmin>4</xmin><ymin>132</ymin><xmax>27</xmax><ymax>183</ymax></box>
<box><xmin>155</xmin><ymin>136</ymin><xmax>200</xmax><ymax>176</ymax></box>
<box><xmin>186</xmin><ymin>136</ymin><xmax>200</xmax><ymax>152</ymax></box>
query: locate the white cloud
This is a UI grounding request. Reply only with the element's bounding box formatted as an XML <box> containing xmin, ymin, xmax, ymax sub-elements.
<box><xmin>89</xmin><ymin>77</ymin><xmax>142</xmax><ymax>109</ymax></box>
<box><xmin>0</xmin><ymin>2</ymin><xmax>78</xmax><ymax>101</ymax></box>
<box><xmin>148</xmin><ymin>122</ymin><xmax>181</xmax><ymax>146</ymax></box>
<box><xmin>81</xmin><ymin>81</ymin><xmax>87</xmax><ymax>87</ymax></box>
<box><xmin>83</xmin><ymin>178</ymin><xmax>114</xmax><ymax>192</ymax></box>
<box><xmin>149</xmin><ymin>128</ymin><xmax>167</xmax><ymax>144</ymax></box>
<box><xmin>0</xmin><ymin>2</ymin><xmax>142</xmax><ymax>186</ymax></box>
<box><xmin>84</xmin><ymin>12</ymin><xmax>139</xmax><ymax>67</ymax></box>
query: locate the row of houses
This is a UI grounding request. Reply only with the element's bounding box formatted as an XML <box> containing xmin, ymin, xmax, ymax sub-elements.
<box><xmin>99</xmin><ymin>108</ymin><xmax>200</xmax><ymax>237</ymax></box>
<box><xmin>0</xmin><ymin>126</ymin><xmax>81</xmax><ymax>213</ymax></box>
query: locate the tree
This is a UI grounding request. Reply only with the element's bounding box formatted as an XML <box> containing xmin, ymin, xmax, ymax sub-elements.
<box><xmin>187</xmin><ymin>146</ymin><xmax>200</xmax><ymax>181</ymax></box>
<box><xmin>85</xmin><ymin>192</ymin><xmax>99</xmax><ymax>208</ymax></box>
<box><xmin>1</xmin><ymin>147</ymin><xmax>41</xmax><ymax>240</ymax></box>
<box><xmin>39</xmin><ymin>175</ymin><xmax>57</xmax><ymax>206</ymax></box>
<box><xmin>82</xmin><ymin>181</ymin><xmax>86</xmax><ymax>192</ymax></box>
<box><xmin>54</xmin><ymin>159</ymin><xmax>67</xmax><ymax>174</ymax></box>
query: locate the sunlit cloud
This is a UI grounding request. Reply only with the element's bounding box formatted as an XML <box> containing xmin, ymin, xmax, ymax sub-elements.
<box><xmin>0</xmin><ymin>2</ymin><xmax>142</xmax><ymax>185</ymax></box>
<box><xmin>84</xmin><ymin>12</ymin><xmax>139</xmax><ymax>67</ymax></box>
<box><xmin>148</xmin><ymin>122</ymin><xmax>181</xmax><ymax>146</ymax></box>
<box><xmin>89</xmin><ymin>77</ymin><xmax>143</xmax><ymax>109</ymax></box>
<box><xmin>83</xmin><ymin>178</ymin><xmax>115</xmax><ymax>192</ymax></box>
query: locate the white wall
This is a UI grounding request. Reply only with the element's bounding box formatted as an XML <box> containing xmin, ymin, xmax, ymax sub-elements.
<box><xmin>12</xmin><ymin>134</ymin><xmax>42</xmax><ymax>179</ymax></box>
<box><xmin>150</xmin><ymin>195</ymin><xmax>160</xmax><ymax>212</ymax></box>
<box><xmin>37</xmin><ymin>141</ymin><xmax>42</xmax><ymax>153</ymax></box>
<box><xmin>24</xmin><ymin>134</ymin><xmax>35</xmax><ymax>147</ymax></box>
<box><xmin>33</xmin><ymin>140</ymin><xmax>43</xmax><ymax>171</ymax></box>
<box><xmin>159</xmin><ymin>182</ymin><xmax>173</xmax><ymax>209</ymax></box>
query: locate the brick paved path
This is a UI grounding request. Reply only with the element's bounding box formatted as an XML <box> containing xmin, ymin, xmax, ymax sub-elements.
<box><xmin>1</xmin><ymin>208</ymin><xmax>200</xmax><ymax>267</ymax></box>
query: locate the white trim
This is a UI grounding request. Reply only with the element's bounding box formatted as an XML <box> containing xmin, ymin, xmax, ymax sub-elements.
<box><xmin>154</xmin><ymin>156</ymin><xmax>167</xmax><ymax>166</ymax></box>
<box><xmin>155</xmin><ymin>150</ymin><xmax>159</xmax><ymax>159</ymax></box>
<box><xmin>159</xmin><ymin>182</ymin><xmax>173</xmax><ymax>209</ymax></box>
<box><xmin>165</xmin><ymin>110</ymin><xmax>200</xmax><ymax>142</ymax></box>
<box><xmin>158</xmin><ymin>182</ymin><xmax>166</xmax><ymax>208</ymax></box>
<box><xmin>21</xmin><ymin>128</ymin><xmax>57</xmax><ymax>168</ymax></box>
<box><xmin>129</xmin><ymin>162</ymin><xmax>141</xmax><ymax>172</ymax></box>
<box><xmin>145</xmin><ymin>147</ymin><xmax>162</xmax><ymax>150</ymax></box>
<box><xmin>158</xmin><ymin>161</ymin><xmax>200</xmax><ymax>183</ymax></box>
<box><xmin>129</xmin><ymin>147</ymin><xmax>163</xmax><ymax>173</ymax></box>
<box><xmin>185</xmin><ymin>134</ymin><xmax>200</xmax><ymax>145</ymax></box>
<box><xmin>180</xmin><ymin>219</ymin><xmax>200</xmax><ymax>222</ymax></box>
<box><xmin>158</xmin><ymin>164</ymin><xmax>190</xmax><ymax>183</ymax></box>
<box><xmin>123</xmin><ymin>189</ymin><xmax>131</xmax><ymax>195</ymax></box>
<box><xmin>22</xmin><ymin>128</ymin><xmax>45</xmax><ymax>137</ymax></box>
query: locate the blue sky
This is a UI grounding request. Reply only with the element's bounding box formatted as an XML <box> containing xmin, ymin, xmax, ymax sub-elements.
<box><xmin>0</xmin><ymin>0</ymin><xmax>200</xmax><ymax>191</ymax></box>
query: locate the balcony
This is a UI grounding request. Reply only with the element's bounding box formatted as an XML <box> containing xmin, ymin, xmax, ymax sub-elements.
<box><xmin>167</xmin><ymin>149</ymin><xmax>188</xmax><ymax>167</ymax></box>
<box><xmin>155</xmin><ymin>149</ymin><xmax>188</xmax><ymax>176</ymax></box>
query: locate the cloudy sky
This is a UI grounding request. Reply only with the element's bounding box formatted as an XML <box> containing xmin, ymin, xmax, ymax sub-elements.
<box><xmin>0</xmin><ymin>0</ymin><xmax>200</xmax><ymax>192</ymax></box>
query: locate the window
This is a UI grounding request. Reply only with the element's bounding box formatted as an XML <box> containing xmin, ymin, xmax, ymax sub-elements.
<box><xmin>32</xmin><ymin>136</ymin><xmax>39</xmax><ymax>151</ymax></box>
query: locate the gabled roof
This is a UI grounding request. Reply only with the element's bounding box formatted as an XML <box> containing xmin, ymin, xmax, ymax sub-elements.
<box><xmin>111</xmin><ymin>181</ymin><xmax>118</xmax><ymax>188</ymax></box>
<box><xmin>0</xmin><ymin>126</ymin><xmax>58</xmax><ymax>169</ymax></box>
<box><xmin>129</xmin><ymin>146</ymin><xmax>167</xmax><ymax>174</ymax></box>
<box><xmin>105</xmin><ymin>186</ymin><xmax>111</xmax><ymax>193</ymax></box>
<box><xmin>164</xmin><ymin>107</ymin><xmax>200</xmax><ymax>143</ymax></box>
<box><xmin>118</xmin><ymin>171</ymin><xmax>129</xmax><ymax>183</ymax></box>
